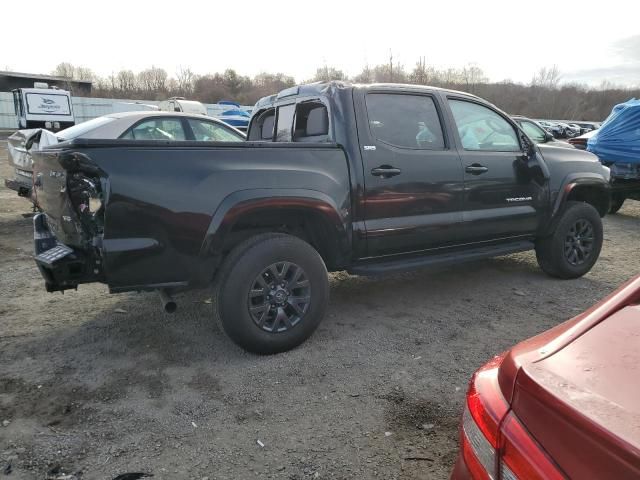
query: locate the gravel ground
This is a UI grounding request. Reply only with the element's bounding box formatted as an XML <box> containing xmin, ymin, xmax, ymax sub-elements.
<box><xmin>1</xmin><ymin>140</ymin><xmax>639</xmax><ymax>480</ymax></box>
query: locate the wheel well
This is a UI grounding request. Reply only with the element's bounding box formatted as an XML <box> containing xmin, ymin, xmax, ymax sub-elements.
<box><xmin>220</xmin><ymin>208</ymin><xmax>344</xmax><ymax>269</ymax></box>
<box><xmin>566</xmin><ymin>185</ymin><xmax>609</xmax><ymax>217</ymax></box>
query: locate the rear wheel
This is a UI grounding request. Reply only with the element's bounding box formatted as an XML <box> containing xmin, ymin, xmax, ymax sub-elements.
<box><xmin>609</xmin><ymin>194</ymin><xmax>625</xmax><ymax>214</ymax></box>
<box><xmin>212</xmin><ymin>233</ymin><xmax>329</xmax><ymax>354</ymax></box>
<box><xmin>535</xmin><ymin>201</ymin><xmax>603</xmax><ymax>279</ymax></box>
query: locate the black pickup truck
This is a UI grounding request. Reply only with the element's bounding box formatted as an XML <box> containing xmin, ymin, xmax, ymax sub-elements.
<box><xmin>31</xmin><ymin>82</ymin><xmax>610</xmax><ymax>353</ymax></box>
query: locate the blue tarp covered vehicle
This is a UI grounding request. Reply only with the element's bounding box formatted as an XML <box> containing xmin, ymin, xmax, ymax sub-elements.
<box><xmin>587</xmin><ymin>98</ymin><xmax>640</xmax><ymax>213</ymax></box>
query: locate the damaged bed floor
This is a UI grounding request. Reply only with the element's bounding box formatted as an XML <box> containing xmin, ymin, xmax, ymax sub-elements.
<box><xmin>1</xmin><ymin>140</ymin><xmax>640</xmax><ymax>480</ymax></box>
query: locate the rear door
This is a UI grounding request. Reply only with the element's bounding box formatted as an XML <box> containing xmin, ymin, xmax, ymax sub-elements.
<box><xmin>356</xmin><ymin>89</ymin><xmax>465</xmax><ymax>257</ymax></box>
<box><xmin>445</xmin><ymin>97</ymin><xmax>541</xmax><ymax>242</ymax></box>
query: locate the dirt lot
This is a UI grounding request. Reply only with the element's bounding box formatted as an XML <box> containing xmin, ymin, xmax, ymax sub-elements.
<box><xmin>1</xmin><ymin>140</ymin><xmax>639</xmax><ymax>480</ymax></box>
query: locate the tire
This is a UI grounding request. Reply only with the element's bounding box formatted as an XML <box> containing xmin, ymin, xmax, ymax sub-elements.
<box><xmin>535</xmin><ymin>201</ymin><xmax>603</xmax><ymax>279</ymax></box>
<box><xmin>609</xmin><ymin>194</ymin><xmax>625</xmax><ymax>214</ymax></box>
<box><xmin>212</xmin><ymin>233</ymin><xmax>329</xmax><ymax>354</ymax></box>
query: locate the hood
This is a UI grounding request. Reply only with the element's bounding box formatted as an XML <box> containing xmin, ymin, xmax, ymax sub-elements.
<box><xmin>546</xmin><ymin>139</ymin><xmax>575</xmax><ymax>149</ymax></box>
<box><xmin>538</xmin><ymin>143</ymin><xmax>600</xmax><ymax>162</ymax></box>
<box><xmin>537</xmin><ymin>143</ymin><xmax>606</xmax><ymax>179</ymax></box>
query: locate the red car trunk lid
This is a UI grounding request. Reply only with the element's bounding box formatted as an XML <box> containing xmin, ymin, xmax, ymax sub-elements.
<box><xmin>511</xmin><ymin>304</ymin><xmax>640</xmax><ymax>479</ymax></box>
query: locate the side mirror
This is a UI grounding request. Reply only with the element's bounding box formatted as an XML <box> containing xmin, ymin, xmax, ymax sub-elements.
<box><xmin>544</xmin><ymin>131</ymin><xmax>554</xmax><ymax>142</ymax></box>
<box><xmin>519</xmin><ymin>132</ymin><xmax>535</xmax><ymax>156</ymax></box>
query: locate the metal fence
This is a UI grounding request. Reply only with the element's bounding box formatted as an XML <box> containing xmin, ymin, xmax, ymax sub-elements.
<box><xmin>0</xmin><ymin>92</ymin><xmax>252</xmax><ymax>130</ymax></box>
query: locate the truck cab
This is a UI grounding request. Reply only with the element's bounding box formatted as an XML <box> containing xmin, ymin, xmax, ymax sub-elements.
<box><xmin>12</xmin><ymin>83</ymin><xmax>75</xmax><ymax>132</ymax></box>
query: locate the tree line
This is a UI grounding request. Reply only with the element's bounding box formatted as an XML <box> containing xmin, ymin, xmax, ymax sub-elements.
<box><xmin>51</xmin><ymin>60</ymin><xmax>640</xmax><ymax>121</ymax></box>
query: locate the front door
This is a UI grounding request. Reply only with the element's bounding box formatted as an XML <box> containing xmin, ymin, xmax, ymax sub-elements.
<box><xmin>446</xmin><ymin>98</ymin><xmax>541</xmax><ymax>242</ymax></box>
<box><xmin>358</xmin><ymin>91</ymin><xmax>466</xmax><ymax>257</ymax></box>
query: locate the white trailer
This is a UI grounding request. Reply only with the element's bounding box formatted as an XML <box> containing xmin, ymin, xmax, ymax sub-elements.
<box><xmin>12</xmin><ymin>83</ymin><xmax>75</xmax><ymax>132</ymax></box>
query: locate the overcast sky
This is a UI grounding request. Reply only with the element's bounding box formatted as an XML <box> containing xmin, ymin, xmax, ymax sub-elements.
<box><xmin>2</xmin><ymin>0</ymin><xmax>639</xmax><ymax>87</ymax></box>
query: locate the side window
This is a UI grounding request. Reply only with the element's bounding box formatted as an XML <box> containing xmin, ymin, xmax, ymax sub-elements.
<box><xmin>365</xmin><ymin>93</ymin><xmax>445</xmax><ymax>149</ymax></box>
<box><xmin>449</xmin><ymin>100</ymin><xmax>520</xmax><ymax>152</ymax></box>
<box><xmin>520</xmin><ymin>121</ymin><xmax>546</xmax><ymax>143</ymax></box>
<box><xmin>293</xmin><ymin>102</ymin><xmax>329</xmax><ymax>142</ymax></box>
<box><xmin>187</xmin><ymin>119</ymin><xmax>243</xmax><ymax>142</ymax></box>
<box><xmin>123</xmin><ymin>118</ymin><xmax>187</xmax><ymax>140</ymax></box>
<box><xmin>275</xmin><ymin>104</ymin><xmax>296</xmax><ymax>141</ymax></box>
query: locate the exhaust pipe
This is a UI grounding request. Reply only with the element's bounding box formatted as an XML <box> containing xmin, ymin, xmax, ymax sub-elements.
<box><xmin>158</xmin><ymin>289</ymin><xmax>177</xmax><ymax>313</ymax></box>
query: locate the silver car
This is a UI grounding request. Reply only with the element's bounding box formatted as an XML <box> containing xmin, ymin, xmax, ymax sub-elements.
<box><xmin>6</xmin><ymin>112</ymin><xmax>245</xmax><ymax>202</ymax></box>
<box><xmin>55</xmin><ymin>111</ymin><xmax>246</xmax><ymax>142</ymax></box>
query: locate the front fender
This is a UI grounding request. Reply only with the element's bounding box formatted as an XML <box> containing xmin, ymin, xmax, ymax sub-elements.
<box><xmin>551</xmin><ymin>173</ymin><xmax>610</xmax><ymax>219</ymax></box>
<box><xmin>199</xmin><ymin>188</ymin><xmax>351</xmax><ymax>262</ymax></box>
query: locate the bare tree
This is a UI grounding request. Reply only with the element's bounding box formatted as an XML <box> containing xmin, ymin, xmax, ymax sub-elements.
<box><xmin>176</xmin><ymin>66</ymin><xmax>197</xmax><ymax>96</ymax></box>
<box><xmin>47</xmin><ymin>60</ymin><xmax>640</xmax><ymax>121</ymax></box>
<box><xmin>52</xmin><ymin>62</ymin><xmax>75</xmax><ymax>79</ymax></box>
<box><xmin>353</xmin><ymin>63</ymin><xmax>373</xmax><ymax>83</ymax></box>
<box><xmin>409</xmin><ymin>57</ymin><xmax>433</xmax><ymax>85</ymax></box>
<box><xmin>116</xmin><ymin>70</ymin><xmax>137</xmax><ymax>94</ymax></box>
<box><xmin>531</xmin><ymin>65</ymin><xmax>561</xmax><ymax>89</ymax></box>
<box><xmin>311</xmin><ymin>66</ymin><xmax>346</xmax><ymax>82</ymax></box>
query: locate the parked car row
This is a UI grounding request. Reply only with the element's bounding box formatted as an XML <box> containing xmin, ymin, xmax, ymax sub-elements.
<box><xmin>537</xmin><ymin>119</ymin><xmax>598</xmax><ymax>138</ymax></box>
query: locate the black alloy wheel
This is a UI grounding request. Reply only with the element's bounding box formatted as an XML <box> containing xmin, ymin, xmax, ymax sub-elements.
<box><xmin>564</xmin><ymin>218</ymin><xmax>594</xmax><ymax>266</ymax></box>
<box><xmin>248</xmin><ymin>261</ymin><xmax>311</xmax><ymax>333</ymax></box>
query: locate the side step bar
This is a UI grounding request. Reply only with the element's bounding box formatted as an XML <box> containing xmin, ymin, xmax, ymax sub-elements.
<box><xmin>348</xmin><ymin>240</ymin><xmax>534</xmax><ymax>276</ymax></box>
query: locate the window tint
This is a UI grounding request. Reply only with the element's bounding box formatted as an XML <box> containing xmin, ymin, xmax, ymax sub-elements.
<box><xmin>123</xmin><ymin>118</ymin><xmax>186</xmax><ymax>140</ymax></box>
<box><xmin>187</xmin><ymin>119</ymin><xmax>243</xmax><ymax>142</ymax></box>
<box><xmin>520</xmin><ymin>120</ymin><xmax>546</xmax><ymax>143</ymax></box>
<box><xmin>449</xmin><ymin>100</ymin><xmax>520</xmax><ymax>151</ymax></box>
<box><xmin>365</xmin><ymin>93</ymin><xmax>445</xmax><ymax>149</ymax></box>
<box><xmin>275</xmin><ymin>104</ymin><xmax>296</xmax><ymax>141</ymax></box>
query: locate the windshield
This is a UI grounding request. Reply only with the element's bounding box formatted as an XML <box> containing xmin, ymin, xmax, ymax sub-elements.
<box><xmin>57</xmin><ymin>116</ymin><xmax>116</xmax><ymax>140</ymax></box>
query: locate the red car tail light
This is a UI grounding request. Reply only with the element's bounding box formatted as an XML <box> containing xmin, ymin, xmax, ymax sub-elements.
<box><xmin>458</xmin><ymin>353</ymin><xmax>566</xmax><ymax>479</ymax></box>
<box><xmin>499</xmin><ymin>413</ymin><xmax>565</xmax><ymax>480</ymax></box>
<box><xmin>460</xmin><ymin>354</ymin><xmax>509</xmax><ymax>479</ymax></box>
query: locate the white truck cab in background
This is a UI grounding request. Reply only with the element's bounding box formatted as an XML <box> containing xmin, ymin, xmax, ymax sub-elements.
<box><xmin>158</xmin><ymin>97</ymin><xmax>207</xmax><ymax>115</ymax></box>
<box><xmin>12</xmin><ymin>82</ymin><xmax>75</xmax><ymax>132</ymax></box>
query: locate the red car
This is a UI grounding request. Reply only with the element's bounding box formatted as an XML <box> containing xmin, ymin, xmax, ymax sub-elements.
<box><xmin>452</xmin><ymin>275</ymin><xmax>640</xmax><ymax>479</ymax></box>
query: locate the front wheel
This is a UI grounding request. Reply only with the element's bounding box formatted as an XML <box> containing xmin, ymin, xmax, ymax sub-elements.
<box><xmin>212</xmin><ymin>233</ymin><xmax>329</xmax><ymax>354</ymax></box>
<box><xmin>609</xmin><ymin>194</ymin><xmax>625</xmax><ymax>214</ymax></box>
<box><xmin>535</xmin><ymin>201</ymin><xmax>603</xmax><ymax>279</ymax></box>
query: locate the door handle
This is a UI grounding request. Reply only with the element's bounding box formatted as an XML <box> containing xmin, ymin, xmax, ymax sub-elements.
<box><xmin>371</xmin><ymin>166</ymin><xmax>402</xmax><ymax>178</ymax></box>
<box><xmin>465</xmin><ymin>164</ymin><xmax>489</xmax><ymax>175</ymax></box>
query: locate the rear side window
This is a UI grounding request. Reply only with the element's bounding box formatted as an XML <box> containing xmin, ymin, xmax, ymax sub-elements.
<box><xmin>293</xmin><ymin>102</ymin><xmax>329</xmax><ymax>142</ymax></box>
<box><xmin>365</xmin><ymin>93</ymin><xmax>445</xmax><ymax>149</ymax></box>
<box><xmin>248</xmin><ymin>109</ymin><xmax>275</xmax><ymax>141</ymax></box>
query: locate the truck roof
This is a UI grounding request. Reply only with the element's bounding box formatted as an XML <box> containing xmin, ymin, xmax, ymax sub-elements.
<box><xmin>254</xmin><ymin>81</ymin><xmax>482</xmax><ymax>109</ymax></box>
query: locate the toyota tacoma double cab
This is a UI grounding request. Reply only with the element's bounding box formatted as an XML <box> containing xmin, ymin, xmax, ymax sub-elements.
<box><xmin>30</xmin><ymin>82</ymin><xmax>610</xmax><ymax>353</ymax></box>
